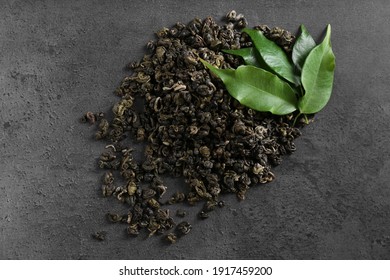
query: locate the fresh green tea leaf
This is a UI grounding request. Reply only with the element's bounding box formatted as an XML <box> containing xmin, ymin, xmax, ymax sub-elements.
<box><xmin>223</xmin><ymin>48</ymin><xmax>261</xmax><ymax>67</ymax></box>
<box><xmin>201</xmin><ymin>59</ymin><xmax>298</xmax><ymax>115</ymax></box>
<box><xmin>223</xmin><ymin>48</ymin><xmax>270</xmax><ymax>71</ymax></box>
<box><xmin>292</xmin><ymin>25</ymin><xmax>316</xmax><ymax>71</ymax></box>
<box><xmin>243</xmin><ymin>28</ymin><xmax>298</xmax><ymax>85</ymax></box>
<box><xmin>299</xmin><ymin>24</ymin><xmax>335</xmax><ymax>114</ymax></box>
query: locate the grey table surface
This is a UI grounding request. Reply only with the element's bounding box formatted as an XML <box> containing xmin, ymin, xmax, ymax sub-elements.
<box><xmin>1</xmin><ymin>0</ymin><xmax>389</xmax><ymax>260</ymax></box>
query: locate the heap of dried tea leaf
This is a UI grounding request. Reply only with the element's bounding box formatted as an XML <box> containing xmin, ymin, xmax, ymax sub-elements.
<box><xmin>82</xmin><ymin>11</ymin><xmax>306</xmax><ymax>243</ymax></box>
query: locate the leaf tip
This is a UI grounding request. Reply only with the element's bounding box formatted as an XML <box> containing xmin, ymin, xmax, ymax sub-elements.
<box><xmin>199</xmin><ymin>58</ymin><xmax>212</xmax><ymax>69</ymax></box>
<box><xmin>242</xmin><ymin>27</ymin><xmax>262</xmax><ymax>37</ymax></box>
<box><xmin>242</xmin><ymin>27</ymin><xmax>251</xmax><ymax>33</ymax></box>
<box><xmin>326</xmin><ymin>24</ymin><xmax>332</xmax><ymax>36</ymax></box>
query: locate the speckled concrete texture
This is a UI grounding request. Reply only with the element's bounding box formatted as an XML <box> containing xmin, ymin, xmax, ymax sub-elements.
<box><xmin>1</xmin><ymin>0</ymin><xmax>390</xmax><ymax>259</ymax></box>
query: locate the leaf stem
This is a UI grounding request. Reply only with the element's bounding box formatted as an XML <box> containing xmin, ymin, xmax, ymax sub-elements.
<box><xmin>303</xmin><ymin>114</ymin><xmax>309</xmax><ymax>124</ymax></box>
<box><xmin>293</xmin><ymin>112</ymin><xmax>302</xmax><ymax>127</ymax></box>
<box><xmin>292</xmin><ymin>112</ymin><xmax>310</xmax><ymax>126</ymax></box>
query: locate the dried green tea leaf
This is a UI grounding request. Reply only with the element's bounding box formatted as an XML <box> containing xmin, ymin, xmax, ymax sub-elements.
<box><xmin>243</xmin><ymin>28</ymin><xmax>298</xmax><ymax>85</ymax></box>
<box><xmin>201</xmin><ymin>59</ymin><xmax>298</xmax><ymax>115</ymax></box>
<box><xmin>292</xmin><ymin>24</ymin><xmax>316</xmax><ymax>71</ymax></box>
<box><xmin>299</xmin><ymin>24</ymin><xmax>335</xmax><ymax>114</ymax></box>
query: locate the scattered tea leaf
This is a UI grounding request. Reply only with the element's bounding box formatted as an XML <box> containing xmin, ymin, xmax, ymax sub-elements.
<box><xmin>92</xmin><ymin>231</ymin><xmax>107</xmax><ymax>241</ymax></box>
<box><xmin>201</xmin><ymin>59</ymin><xmax>298</xmax><ymax>115</ymax></box>
<box><xmin>292</xmin><ymin>24</ymin><xmax>316</xmax><ymax>71</ymax></box>
<box><xmin>243</xmin><ymin>28</ymin><xmax>298</xmax><ymax>85</ymax></box>
<box><xmin>299</xmin><ymin>24</ymin><xmax>335</xmax><ymax>114</ymax></box>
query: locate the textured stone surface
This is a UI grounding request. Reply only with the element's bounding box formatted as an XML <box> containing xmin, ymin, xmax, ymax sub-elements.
<box><xmin>1</xmin><ymin>0</ymin><xmax>390</xmax><ymax>259</ymax></box>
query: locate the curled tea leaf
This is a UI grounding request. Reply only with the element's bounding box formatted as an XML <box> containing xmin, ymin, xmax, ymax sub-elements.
<box><xmin>201</xmin><ymin>59</ymin><xmax>298</xmax><ymax>115</ymax></box>
<box><xmin>299</xmin><ymin>24</ymin><xmax>335</xmax><ymax>114</ymax></box>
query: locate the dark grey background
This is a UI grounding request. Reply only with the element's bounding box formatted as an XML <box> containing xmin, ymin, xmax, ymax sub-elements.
<box><xmin>1</xmin><ymin>0</ymin><xmax>389</xmax><ymax>259</ymax></box>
